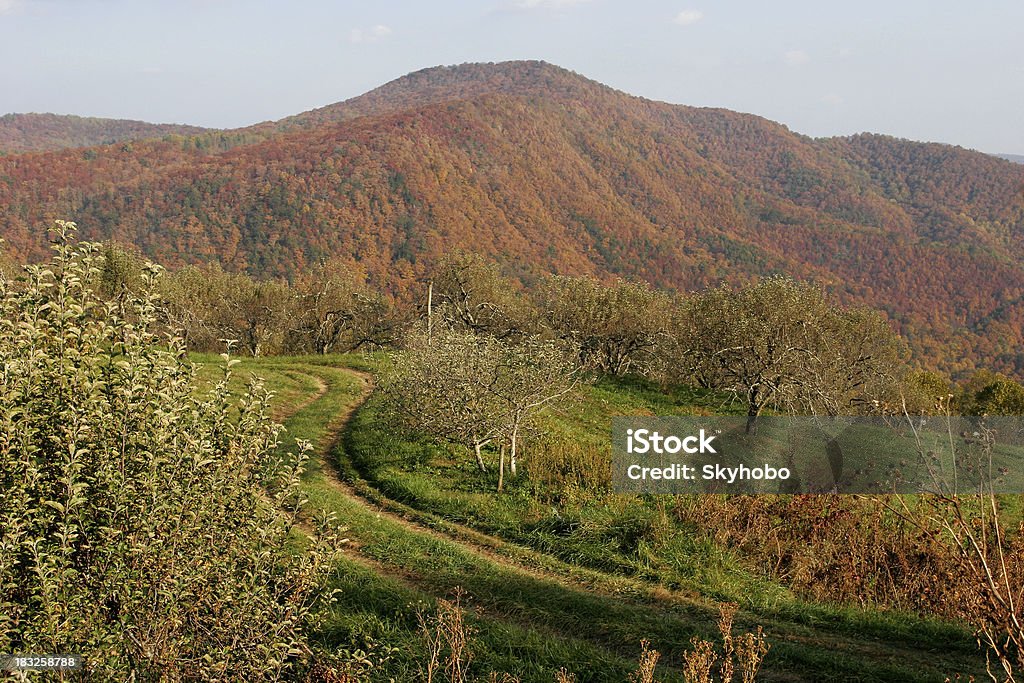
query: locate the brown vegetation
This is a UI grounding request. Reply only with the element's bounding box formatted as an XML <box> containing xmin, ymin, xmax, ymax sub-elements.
<box><xmin>0</xmin><ymin>62</ymin><xmax>1022</xmax><ymax>377</ymax></box>
<box><xmin>0</xmin><ymin>112</ymin><xmax>208</xmax><ymax>153</ymax></box>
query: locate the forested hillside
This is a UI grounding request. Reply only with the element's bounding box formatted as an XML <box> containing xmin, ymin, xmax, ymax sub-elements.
<box><xmin>1</xmin><ymin>61</ymin><xmax>1022</xmax><ymax>377</ymax></box>
<box><xmin>0</xmin><ymin>113</ymin><xmax>209</xmax><ymax>153</ymax></box>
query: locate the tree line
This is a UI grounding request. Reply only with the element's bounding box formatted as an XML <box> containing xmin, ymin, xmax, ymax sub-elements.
<box><xmin>98</xmin><ymin>243</ymin><xmax>402</xmax><ymax>357</ymax></box>
<box><xmin>90</xmin><ymin>242</ymin><xmax>1024</xmax><ymax>423</ymax></box>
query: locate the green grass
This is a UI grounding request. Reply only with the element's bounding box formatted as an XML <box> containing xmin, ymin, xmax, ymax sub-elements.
<box><xmin>192</xmin><ymin>354</ymin><xmax>991</xmax><ymax>681</ymax></box>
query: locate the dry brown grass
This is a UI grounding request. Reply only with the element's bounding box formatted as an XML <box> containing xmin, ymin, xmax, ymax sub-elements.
<box><xmin>674</xmin><ymin>494</ymin><xmax>974</xmax><ymax>617</ymax></box>
<box><xmin>418</xmin><ymin>589</ymin><xmax>475</xmax><ymax>683</ymax></box>
<box><xmin>624</xmin><ymin>605</ymin><xmax>770</xmax><ymax>683</ymax></box>
<box><xmin>526</xmin><ymin>438</ymin><xmax>613</xmax><ymax>499</ymax></box>
<box><xmin>628</xmin><ymin>639</ymin><xmax>661</xmax><ymax>683</ymax></box>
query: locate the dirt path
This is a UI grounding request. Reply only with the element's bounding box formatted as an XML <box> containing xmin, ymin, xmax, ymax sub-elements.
<box><xmin>297</xmin><ymin>365</ymin><xmax>984</xmax><ymax>681</ymax></box>
<box><xmin>305</xmin><ymin>368</ymin><xmax>710</xmax><ymax>678</ymax></box>
<box><xmin>290</xmin><ymin>371</ymin><xmax>329</xmax><ymax>411</ymax></box>
<box><xmin>312</xmin><ymin>370</ymin><xmax>530</xmax><ymax>567</ymax></box>
<box><xmin>307</xmin><ymin>368</ymin><xmax>643</xmax><ymax>598</ymax></box>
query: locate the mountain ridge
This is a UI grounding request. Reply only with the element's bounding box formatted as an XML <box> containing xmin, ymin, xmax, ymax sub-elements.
<box><xmin>0</xmin><ymin>112</ymin><xmax>210</xmax><ymax>154</ymax></box>
<box><xmin>1</xmin><ymin>60</ymin><xmax>1022</xmax><ymax>378</ymax></box>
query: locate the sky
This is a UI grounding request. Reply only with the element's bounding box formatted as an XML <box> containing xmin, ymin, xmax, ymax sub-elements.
<box><xmin>1</xmin><ymin>0</ymin><xmax>1022</xmax><ymax>154</ymax></box>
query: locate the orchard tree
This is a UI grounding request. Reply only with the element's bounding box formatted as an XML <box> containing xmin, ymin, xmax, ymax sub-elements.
<box><xmin>800</xmin><ymin>306</ymin><xmax>906</xmax><ymax>414</ymax></box>
<box><xmin>901</xmin><ymin>370</ymin><xmax>954</xmax><ymax>415</ymax></box>
<box><xmin>430</xmin><ymin>252</ymin><xmax>537</xmax><ymax>341</ymax></box>
<box><xmin>158</xmin><ymin>264</ymin><xmax>223</xmax><ymax>350</ymax></box>
<box><xmin>98</xmin><ymin>241</ymin><xmax>145</xmax><ymax>299</ymax></box>
<box><xmin>288</xmin><ymin>259</ymin><xmax>400</xmax><ymax>354</ymax></box>
<box><xmin>221</xmin><ymin>274</ymin><xmax>291</xmax><ymax>357</ymax></box>
<box><xmin>676</xmin><ymin>277</ymin><xmax>904</xmax><ymax>430</ymax></box>
<box><xmin>380</xmin><ymin>325</ymin><xmax>507</xmax><ymax>472</ymax></box>
<box><xmin>537</xmin><ymin>275</ymin><xmax>671</xmax><ymax>377</ymax></box>
<box><xmin>974</xmin><ymin>376</ymin><xmax>1024</xmax><ymax>415</ymax></box>
<box><xmin>160</xmin><ymin>264</ymin><xmax>290</xmax><ymax>356</ymax></box>
<box><xmin>489</xmin><ymin>336</ymin><xmax>579</xmax><ymax>488</ymax></box>
<box><xmin>380</xmin><ymin>324</ymin><xmax>578</xmax><ymax>484</ymax></box>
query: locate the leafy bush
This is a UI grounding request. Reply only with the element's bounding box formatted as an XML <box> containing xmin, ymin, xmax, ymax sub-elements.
<box><xmin>0</xmin><ymin>222</ymin><xmax>343</xmax><ymax>680</ymax></box>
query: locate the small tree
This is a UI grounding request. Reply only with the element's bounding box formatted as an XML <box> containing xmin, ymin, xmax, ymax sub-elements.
<box><xmin>381</xmin><ymin>325</ymin><xmax>578</xmax><ymax>483</ymax></box>
<box><xmin>222</xmin><ymin>273</ymin><xmax>291</xmax><ymax>357</ymax></box>
<box><xmin>288</xmin><ymin>258</ymin><xmax>400</xmax><ymax>354</ymax></box>
<box><xmin>98</xmin><ymin>241</ymin><xmax>145</xmax><ymax>298</ymax></box>
<box><xmin>489</xmin><ymin>336</ymin><xmax>579</xmax><ymax>486</ymax></box>
<box><xmin>158</xmin><ymin>264</ymin><xmax>224</xmax><ymax>349</ymax></box>
<box><xmin>430</xmin><ymin>252</ymin><xmax>536</xmax><ymax>341</ymax></box>
<box><xmin>974</xmin><ymin>376</ymin><xmax>1024</xmax><ymax>415</ymax></box>
<box><xmin>160</xmin><ymin>264</ymin><xmax>291</xmax><ymax>356</ymax></box>
<box><xmin>901</xmin><ymin>370</ymin><xmax>954</xmax><ymax>415</ymax></box>
<box><xmin>381</xmin><ymin>325</ymin><xmax>507</xmax><ymax>472</ymax></box>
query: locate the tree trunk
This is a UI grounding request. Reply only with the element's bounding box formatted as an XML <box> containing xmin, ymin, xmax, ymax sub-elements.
<box><xmin>745</xmin><ymin>386</ymin><xmax>762</xmax><ymax>434</ymax></box>
<box><xmin>474</xmin><ymin>441</ymin><xmax>487</xmax><ymax>472</ymax></box>
<box><xmin>427</xmin><ymin>281</ymin><xmax>433</xmax><ymax>345</ymax></box>
<box><xmin>509</xmin><ymin>424</ymin><xmax>519</xmax><ymax>477</ymax></box>
<box><xmin>498</xmin><ymin>444</ymin><xmax>505</xmax><ymax>492</ymax></box>
<box><xmin>745</xmin><ymin>405</ymin><xmax>761</xmax><ymax>434</ymax></box>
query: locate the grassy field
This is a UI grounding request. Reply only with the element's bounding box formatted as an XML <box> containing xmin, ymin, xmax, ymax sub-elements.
<box><xmin>191</xmin><ymin>353</ymin><xmax>991</xmax><ymax>682</ymax></box>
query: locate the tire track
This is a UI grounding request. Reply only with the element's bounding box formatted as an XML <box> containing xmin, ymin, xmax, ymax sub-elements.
<box><xmin>297</xmin><ymin>365</ymin><xmax>984</xmax><ymax>682</ymax></box>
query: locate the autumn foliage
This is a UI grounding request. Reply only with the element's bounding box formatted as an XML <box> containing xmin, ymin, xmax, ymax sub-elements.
<box><xmin>0</xmin><ymin>61</ymin><xmax>1022</xmax><ymax>380</ymax></box>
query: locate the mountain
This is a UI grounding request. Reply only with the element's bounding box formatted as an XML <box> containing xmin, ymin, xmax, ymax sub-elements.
<box><xmin>996</xmin><ymin>153</ymin><xmax>1024</xmax><ymax>164</ymax></box>
<box><xmin>0</xmin><ymin>113</ymin><xmax>209</xmax><ymax>154</ymax></box>
<box><xmin>269</xmin><ymin>61</ymin><xmax>614</xmax><ymax>131</ymax></box>
<box><xmin>1</xmin><ymin>61</ymin><xmax>1023</xmax><ymax>378</ymax></box>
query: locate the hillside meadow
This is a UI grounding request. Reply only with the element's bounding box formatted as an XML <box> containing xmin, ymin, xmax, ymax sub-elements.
<box><xmin>188</xmin><ymin>352</ymin><xmax>993</xmax><ymax>682</ymax></box>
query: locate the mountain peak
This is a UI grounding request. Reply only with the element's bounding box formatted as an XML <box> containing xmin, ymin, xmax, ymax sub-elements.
<box><xmin>381</xmin><ymin>60</ymin><xmax>594</xmax><ymax>92</ymax></box>
<box><xmin>273</xmin><ymin>60</ymin><xmax>611</xmax><ymax>131</ymax></box>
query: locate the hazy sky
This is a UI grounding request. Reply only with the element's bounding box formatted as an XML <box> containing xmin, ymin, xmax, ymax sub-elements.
<box><xmin>2</xmin><ymin>0</ymin><xmax>1022</xmax><ymax>153</ymax></box>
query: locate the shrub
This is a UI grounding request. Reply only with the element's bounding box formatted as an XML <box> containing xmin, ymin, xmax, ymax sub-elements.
<box><xmin>0</xmin><ymin>222</ymin><xmax>343</xmax><ymax>680</ymax></box>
